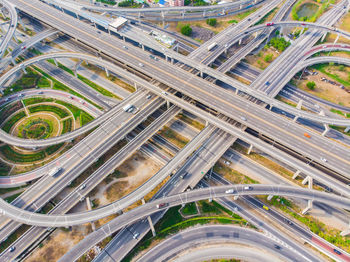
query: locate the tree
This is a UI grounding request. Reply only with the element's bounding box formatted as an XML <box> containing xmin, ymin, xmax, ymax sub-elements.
<box><xmin>264</xmin><ymin>54</ymin><xmax>273</xmax><ymax>63</ymax></box>
<box><xmin>306</xmin><ymin>81</ymin><xmax>316</xmax><ymax>90</ymax></box>
<box><xmin>206</xmin><ymin>18</ymin><xmax>217</xmax><ymax>27</ymax></box>
<box><xmin>181</xmin><ymin>25</ymin><xmax>192</xmax><ymax>36</ymax></box>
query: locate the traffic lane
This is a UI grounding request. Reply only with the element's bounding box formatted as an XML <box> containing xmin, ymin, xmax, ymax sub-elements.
<box><xmin>137</xmin><ymin>225</ymin><xmax>290</xmax><ymax>262</ymax></box>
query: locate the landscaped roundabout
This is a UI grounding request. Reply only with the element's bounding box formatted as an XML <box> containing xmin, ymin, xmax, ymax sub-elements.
<box><xmin>0</xmin><ymin>97</ymin><xmax>94</xmax><ymax>174</ymax></box>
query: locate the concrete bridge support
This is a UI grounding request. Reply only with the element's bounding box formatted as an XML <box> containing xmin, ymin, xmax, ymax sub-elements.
<box><xmin>296</xmin><ymin>99</ymin><xmax>303</xmax><ymax>110</ymax></box>
<box><xmin>292</xmin><ymin>170</ymin><xmax>301</xmax><ymax>180</ymax></box>
<box><xmin>17</xmin><ymin>12</ymin><xmax>25</xmax><ymax>29</ymax></box>
<box><xmin>105</xmin><ymin>67</ymin><xmax>109</xmax><ymax>77</ymax></box>
<box><xmin>345</xmin><ymin>126</ymin><xmax>350</xmax><ymax>133</ymax></box>
<box><xmin>302</xmin><ymin>199</ymin><xmax>313</xmax><ymax>215</ymax></box>
<box><xmin>238</xmin><ymin>39</ymin><xmax>242</xmax><ymax>45</ymax></box>
<box><xmin>85</xmin><ymin>197</ymin><xmax>96</xmax><ymax>231</ymax></box>
<box><xmin>247</xmin><ymin>144</ymin><xmax>253</xmax><ymax>155</ymax></box>
<box><xmin>340</xmin><ymin>221</ymin><xmax>350</xmax><ymax>236</ymax></box>
<box><xmin>233</xmin><ymin>195</ymin><xmax>239</xmax><ymax>200</ymax></box>
<box><xmin>142</xmin><ymin>198</ymin><xmax>156</xmax><ymax>236</ymax></box>
<box><xmin>322</xmin><ymin>124</ymin><xmax>329</xmax><ymax>136</ymax></box>
<box><xmin>74</xmin><ymin>60</ymin><xmax>83</xmax><ymax>77</ymax></box>
<box><xmin>267</xmin><ymin>195</ymin><xmax>273</xmax><ymax>201</ymax></box>
<box><xmin>321</xmin><ymin>32</ymin><xmax>327</xmax><ymax>42</ymax></box>
<box><xmin>53</xmin><ymin>58</ymin><xmax>58</xmax><ymax>66</ymax></box>
<box><xmin>302</xmin><ymin>176</ymin><xmax>313</xmax><ymax>188</ymax></box>
<box><xmin>293</xmin><ymin>115</ymin><xmax>299</xmax><ymax>122</ymax></box>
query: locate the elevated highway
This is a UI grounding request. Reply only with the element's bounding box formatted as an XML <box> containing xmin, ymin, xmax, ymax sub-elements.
<box><xmin>43</xmin><ymin>0</ymin><xmax>265</xmax><ymax>21</ymax></box>
<box><xmin>0</xmin><ymin>0</ymin><xmax>17</xmax><ymax>59</ymax></box>
<box><xmin>137</xmin><ymin>225</ymin><xmax>300</xmax><ymax>262</ymax></box>
<box><xmin>48</xmin><ymin>184</ymin><xmax>350</xmax><ymax>260</ymax></box>
<box><xmin>0</xmin><ymin>185</ymin><xmax>348</xmax><ymax>227</ymax></box>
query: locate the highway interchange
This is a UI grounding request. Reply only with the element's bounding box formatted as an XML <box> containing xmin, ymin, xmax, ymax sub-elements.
<box><xmin>0</xmin><ymin>0</ymin><xmax>350</xmax><ymax>261</ymax></box>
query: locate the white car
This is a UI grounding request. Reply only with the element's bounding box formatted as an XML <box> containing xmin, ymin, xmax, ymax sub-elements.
<box><xmin>138</xmin><ymin>63</ymin><xmax>144</xmax><ymax>67</ymax></box>
<box><xmin>240</xmin><ymin>116</ymin><xmax>247</xmax><ymax>121</ymax></box>
<box><xmin>320</xmin><ymin>157</ymin><xmax>327</xmax><ymax>162</ymax></box>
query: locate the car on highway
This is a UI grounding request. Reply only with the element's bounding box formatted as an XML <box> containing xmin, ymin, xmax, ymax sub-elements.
<box><xmin>162</xmin><ymin>91</ymin><xmax>168</xmax><ymax>96</ymax></box>
<box><xmin>303</xmin><ymin>132</ymin><xmax>311</xmax><ymax>138</ymax></box>
<box><xmin>9</xmin><ymin>246</ymin><xmax>15</xmax><ymax>252</ymax></box>
<box><xmin>149</xmin><ymin>55</ymin><xmax>159</xmax><ymax>61</ymax></box>
<box><xmin>266</xmin><ymin>22</ymin><xmax>274</xmax><ymax>26</ymax></box>
<box><xmin>274</xmin><ymin>244</ymin><xmax>281</xmax><ymax>250</ymax></box>
<box><xmin>240</xmin><ymin>116</ymin><xmax>247</xmax><ymax>121</ymax></box>
<box><xmin>156</xmin><ymin>203</ymin><xmax>169</xmax><ymax>209</ymax></box>
<box><xmin>225</xmin><ymin>189</ymin><xmax>236</xmax><ymax>194</ymax></box>
<box><xmin>133</xmin><ymin>232</ymin><xmax>140</xmax><ymax>239</ymax></box>
<box><xmin>146</xmin><ymin>94</ymin><xmax>152</xmax><ymax>99</ymax></box>
<box><xmin>123</xmin><ymin>45</ymin><xmax>128</xmax><ymax>50</ymax></box>
<box><xmin>320</xmin><ymin>157</ymin><xmax>327</xmax><ymax>163</ymax></box>
<box><xmin>333</xmin><ymin>249</ymin><xmax>342</xmax><ymax>255</ymax></box>
<box><xmin>224</xmin><ymin>160</ymin><xmax>230</xmax><ymax>165</ymax></box>
<box><xmin>179</xmin><ymin>172</ymin><xmax>188</xmax><ymax>179</ymax></box>
<box><xmin>38</xmin><ymin>91</ymin><xmax>44</xmax><ymax>94</ymax></box>
<box><xmin>21</xmin><ymin>46</ymin><xmax>27</xmax><ymax>50</ymax></box>
<box><xmin>244</xmin><ymin>186</ymin><xmax>253</xmax><ymax>190</ymax></box>
<box><xmin>138</xmin><ymin>63</ymin><xmax>144</xmax><ymax>67</ymax></box>
<box><xmin>18</xmin><ymin>93</ymin><xmax>24</xmax><ymax>97</ymax></box>
<box><xmin>262</xmin><ymin>205</ymin><xmax>269</xmax><ymax>211</ymax></box>
<box><xmin>80</xmin><ymin>184</ymin><xmax>86</xmax><ymax>190</ymax></box>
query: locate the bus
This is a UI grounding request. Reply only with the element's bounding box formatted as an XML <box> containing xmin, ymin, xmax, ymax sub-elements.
<box><xmin>207</xmin><ymin>42</ymin><xmax>217</xmax><ymax>51</ymax></box>
<box><xmin>48</xmin><ymin>167</ymin><xmax>62</xmax><ymax>177</ymax></box>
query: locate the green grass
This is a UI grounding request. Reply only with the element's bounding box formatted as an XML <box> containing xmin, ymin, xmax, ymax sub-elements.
<box><xmin>2</xmin><ymin>68</ymin><xmax>47</xmax><ymax>96</ymax></box>
<box><xmin>28</xmin><ymin>105</ymin><xmax>69</xmax><ymax>118</ymax></box>
<box><xmin>45</xmin><ymin>143</ymin><xmax>64</xmax><ymax>155</ymax></box>
<box><xmin>0</xmin><ymin>145</ymin><xmax>46</xmax><ymax>162</ymax></box>
<box><xmin>236</xmin><ymin>8</ymin><xmax>257</xmax><ymax>20</ymax></box>
<box><xmin>62</xmin><ymin>118</ymin><xmax>73</xmax><ymax>134</ymax></box>
<box><xmin>291</xmin><ymin>0</ymin><xmax>334</xmax><ymax>22</ymax></box>
<box><xmin>32</xmin><ymin>66</ymin><xmax>103</xmax><ymax>110</ymax></box>
<box><xmin>4</xmin><ymin>193</ymin><xmax>21</xmax><ymax>203</ymax></box>
<box><xmin>312</xmin><ymin>63</ymin><xmax>350</xmax><ymax>89</ymax></box>
<box><xmin>55</xmin><ymin>101</ymin><xmax>82</xmax><ymax>119</ymax></box>
<box><xmin>267</xmin><ymin>196</ymin><xmax>350</xmax><ymax>252</ymax></box>
<box><xmin>330</xmin><ymin>108</ymin><xmax>350</xmax><ymax>118</ymax></box>
<box><xmin>0</xmin><ymin>161</ymin><xmax>11</xmax><ymax>176</ymax></box>
<box><xmin>23</xmin><ymin>97</ymin><xmax>54</xmax><ymax>106</ymax></box>
<box><xmin>181</xmin><ymin>202</ymin><xmax>198</xmax><ymax>216</ymax></box>
<box><xmin>77</xmin><ymin>74</ymin><xmax>121</xmax><ymax>99</ymax></box>
<box><xmin>2</xmin><ymin>111</ymin><xmax>26</xmax><ymax>133</ymax></box>
<box><xmin>37</xmin><ymin>76</ymin><xmax>51</xmax><ymax>88</ymax></box>
<box><xmin>79</xmin><ymin>111</ymin><xmax>94</xmax><ymax>126</ymax></box>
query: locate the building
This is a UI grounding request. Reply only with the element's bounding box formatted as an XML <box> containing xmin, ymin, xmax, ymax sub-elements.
<box><xmin>168</xmin><ymin>0</ymin><xmax>184</xmax><ymax>6</ymax></box>
<box><xmin>108</xmin><ymin>17</ymin><xmax>128</xmax><ymax>32</ymax></box>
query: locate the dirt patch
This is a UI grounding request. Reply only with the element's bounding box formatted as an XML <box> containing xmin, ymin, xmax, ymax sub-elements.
<box><xmin>245</xmin><ymin>47</ymin><xmax>278</xmax><ymax>70</ymax></box>
<box><xmin>190</xmin><ymin>26</ymin><xmax>215</xmax><ymax>42</ymax></box>
<box><xmin>295</xmin><ymin>65</ymin><xmax>350</xmax><ymax>106</ymax></box>
<box><xmin>26</xmin><ymin>226</ymin><xmax>88</xmax><ymax>262</ymax></box>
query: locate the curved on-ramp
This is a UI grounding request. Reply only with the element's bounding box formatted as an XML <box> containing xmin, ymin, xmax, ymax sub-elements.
<box><xmin>0</xmin><ymin>185</ymin><xmax>349</xmax><ymax>227</ymax></box>
<box><xmin>0</xmin><ymin>0</ymin><xmax>17</xmax><ymax>59</ymax></box>
<box><xmin>54</xmin><ymin>185</ymin><xmax>350</xmax><ymax>261</ymax></box>
<box><xmin>137</xmin><ymin>225</ymin><xmax>295</xmax><ymax>262</ymax></box>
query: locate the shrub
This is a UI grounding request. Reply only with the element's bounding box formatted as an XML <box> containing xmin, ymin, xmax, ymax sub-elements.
<box><xmin>306</xmin><ymin>81</ymin><xmax>316</xmax><ymax>90</ymax></box>
<box><xmin>206</xmin><ymin>18</ymin><xmax>217</xmax><ymax>27</ymax></box>
<box><xmin>264</xmin><ymin>54</ymin><xmax>273</xmax><ymax>63</ymax></box>
<box><xmin>181</xmin><ymin>25</ymin><xmax>192</xmax><ymax>36</ymax></box>
<box><xmin>339</xmin><ymin>65</ymin><xmax>345</xmax><ymax>71</ymax></box>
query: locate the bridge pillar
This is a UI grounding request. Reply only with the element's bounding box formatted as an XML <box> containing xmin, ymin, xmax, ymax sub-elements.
<box><xmin>13</xmin><ymin>33</ymin><xmax>19</xmax><ymax>43</ymax></box>
<box><xmin>53</xmin><ymin>58</ymin><xmax>58</xmax><ymax>67</ymax></box>
<box><xmin>267</xmin><ymin>195</ymin><xmax>273</xmax><ymax>201</ymax></box>
<box><xmin>85</xmin><ymin>197</ymin><xmax>96</xmax><ymax>231</ymax></box>
<box><xmin>292</xmin><ymin>170</ymin><xmax>301</xmax><ymax>179</ymax></box>
<box><xmin>340</xmin><ymin>220</ymin><xmax>350</xmax><ymax>236</ymax></box>
<box><xmin>142</xmin><ymin>198</ymin><xmax>156</xmax><ymax>236</ymax></box>
<box><xmin>296</xmin><ymin>99</ymin><xmax>303</xmax><ymax>110</ymax></box>
<box><xmin>238</xmin><ymin>38</ymin><xmax>242</xmax><ymax>45</ymax></box>
<box><xmin>75</xmin><ymin>59</ymin><xmax>83</xmax><ymax>73</ymax></box>
<box><xmin>134</xmin><ymin>83</ymin><xmax>138</xmax><ymax>91</ymax></box>
<box><xmin>240</xmin><ymin>4</ymin><xmax>243</xmax><ymax>9</ymax></box>
<box><xmin>302</xmin><ymin>176</ymin><xmax>313</xmax><ymax>190</ymax></box>
<box><xmin>22</xmin><ymin>67</ymin><xmax>27</xmax><ymax>74</ymax></box>
<box><xmin>200</xmin><ymin>71</ymin><xmax>203</xmax><ymax>78</ymax></box>
<box><xmin>182</xmin><ymin>11</ymin><xmax>185</xmax><ymax>18</ymax></box>
<box><xmin>321</xmin><ymin>32</ymin><xmax>327</xmax><ymax>42</ymax></box>
<box><xmin>10</xmin><ymin>57</ymin><xmax>16</xmax><ymax>65</ymax></box>
<box><xmin>345</xmin><ymin>126</ymin><xmax>350</xmax><ymax>133</ymax></box>
<box><xmin>233</xmin><ymin>195</ymin><xmax>239</xmax><ymax>200</ymax></box>
<box><xmin>105</xmin><ymin>67</ymin><xmax>110</xmax><ymax>77</ymax></box>
<box><xmin>322</xmin><ymin>124</ymin><xmax>329</xmax><ymax>137</ymax></box>
<box><xmin>17</xmin><ymin>12</ymin><xmax>25</xmax><ymax>30</ymax></box>
<box><xmin>302</xmin><ymin>199</ymin><xmax>313</xmax><ymax>215</ymax></box>
<box><xmin>171</xmin><ymin>57</ymin><xmax>174</xmax><ymax>64</ymax></box>
<box><xmin>254</xmin><ymin>31</ymin><xmax>258</xmax><ymax>38</ymax></box>
<box><xmin>235</xmin><ymin>88</ymin><xmax>239</xmax><ymax>95</ymax></box>
<box><xmin>141</xmin><ymin>44</ymin><xmax>145</xmax><ymax>51</ymax></box>
<box><xmin>247</xmin><ymin>144</ymin><xmax>253</xmax><ymax>155</ymax></box>
<box><xmin>166</xmin><ymin>100</ymin><xmax>170</xmax><ymax>109</ymax></box>
<box><xmin>293</xmin><ymin>115</ymin><xmax>298</xmax><ymax>122</ymax></box>
<box><xmin>203</xmin><ymin>11</ymin><xmax>206</xmax><ymax>17</ymax></box>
